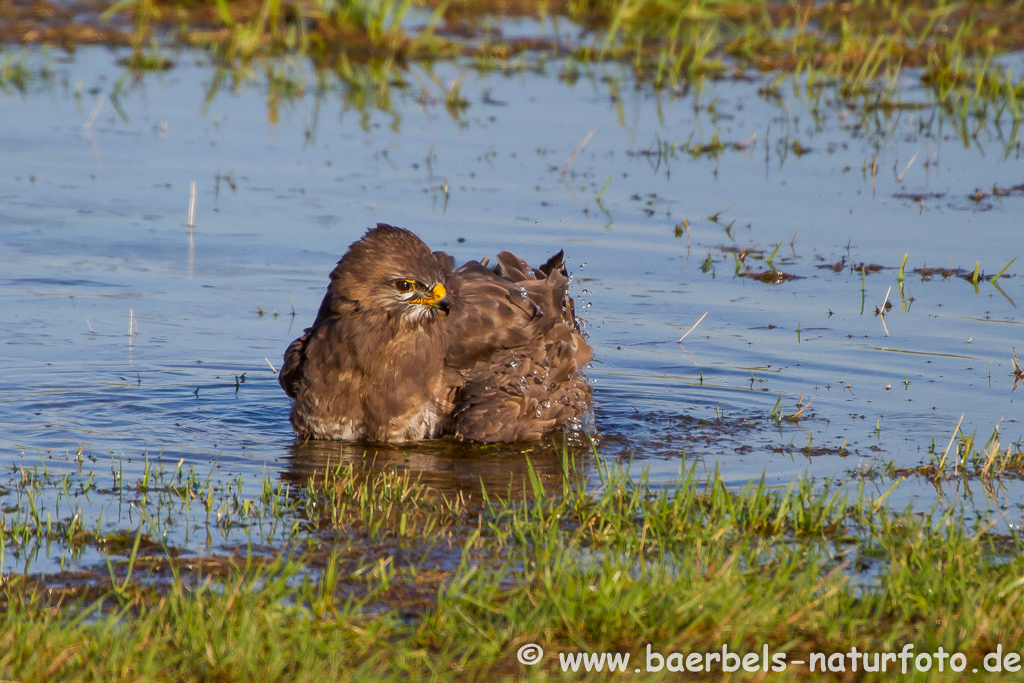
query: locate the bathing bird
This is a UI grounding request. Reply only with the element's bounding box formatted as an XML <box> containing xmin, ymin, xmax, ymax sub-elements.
<box><xmin>279</xmin><ymin>224</ymin><xmax>592</xmax><ymax>443</ymax></box>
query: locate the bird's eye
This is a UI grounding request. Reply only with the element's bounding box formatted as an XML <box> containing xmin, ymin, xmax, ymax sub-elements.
<box><xmin>394</xmin><ymin>279</ymin><xmax>415</xmax><ymax>293</ymax></box>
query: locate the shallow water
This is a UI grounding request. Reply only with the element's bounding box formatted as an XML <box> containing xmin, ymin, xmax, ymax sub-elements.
<box><xmin>1</xmin><ymin>47</ymin><xmax>1022</xmax><ymax>572</ymax></box>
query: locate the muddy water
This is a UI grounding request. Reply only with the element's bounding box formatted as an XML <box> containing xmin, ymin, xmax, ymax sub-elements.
<box><xmin>1</xmin><ymin>48</ymin><xmax>1022</xmax><ymax>571</ymax></box>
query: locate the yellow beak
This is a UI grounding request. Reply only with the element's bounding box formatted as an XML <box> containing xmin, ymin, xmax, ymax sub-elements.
<box><xmin>424</xmin><ymin>283</ymin><xmax>450</xmax><ymax>314</ymax></box>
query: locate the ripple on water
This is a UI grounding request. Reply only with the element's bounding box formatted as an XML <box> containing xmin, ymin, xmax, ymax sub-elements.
<box><xmin>1</xmin><ymin>47</ymin><xmax>1023</xmax><ymax>573</ymax></box>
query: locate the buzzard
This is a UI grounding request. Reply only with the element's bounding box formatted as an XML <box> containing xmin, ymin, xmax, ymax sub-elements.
<box><xmin>279</xmin><ymin>224</ymin><xmax>593</xmax><ymax>443</ymax></box>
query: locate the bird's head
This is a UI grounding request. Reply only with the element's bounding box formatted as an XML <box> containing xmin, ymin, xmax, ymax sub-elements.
<box><xmin>333</xmin><ymin>224</ymin><xmax>452</xmax><ymax>325</ymax></box>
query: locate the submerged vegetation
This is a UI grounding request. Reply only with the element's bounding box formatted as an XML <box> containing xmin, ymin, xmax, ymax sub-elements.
<box><xmin>4</xmin><ymin>452</ymin><xmax>1024</xmax><ymax>679</ymax></box>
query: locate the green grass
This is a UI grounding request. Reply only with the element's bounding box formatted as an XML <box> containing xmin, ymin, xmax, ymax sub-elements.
<box><xmin>1</xmin><ymin>0</ymin><xmax>1022</xmax><ymax>152</ymax></box>
<box><xmin>4</xmin><ymin>0</ymin><xmax>1024</xmax><ymax>120</ymax></box>
<box><xmin>4</xmin><ymin>452</ymin><xmax>1024</xmax><ymax>680</ymax></box>
<box><xmin>885</xmin><ymin>419</ymin><xmax>1024</xmax><ymax>480</ymax></box>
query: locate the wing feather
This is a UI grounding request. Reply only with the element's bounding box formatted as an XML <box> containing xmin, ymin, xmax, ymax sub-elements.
<box><xmin>445</xmin><ymin>250</ymin><xmax>592</xmax><ymax>443</ymax></box>
<box><xmin>279</xmin><ymin>331</ymin><xmax>311</xmax><ymax>399</ymax></box>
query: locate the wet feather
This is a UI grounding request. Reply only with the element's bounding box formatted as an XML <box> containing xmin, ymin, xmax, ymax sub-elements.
<box><xmin>280</xmin><ymin>223</ymin><xmax>593</xmax><ymax>443</ymax></box>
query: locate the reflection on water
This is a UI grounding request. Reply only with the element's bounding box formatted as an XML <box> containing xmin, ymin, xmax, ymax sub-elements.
<box><xmin>282</xmin><ymin>435</ymin><xmax>590</xmax><ymax>503</ymax></box>
<box><xmin>1</xmin><ymin>46</ymin><xmax>1024</xmax><ymax>573</ymax></box>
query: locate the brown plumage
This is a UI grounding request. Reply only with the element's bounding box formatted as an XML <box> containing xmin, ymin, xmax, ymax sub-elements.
<box><xmin>279</xmin><ymin>224</ymin><xmax>593</xmax><ymax>443</ymax></box>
